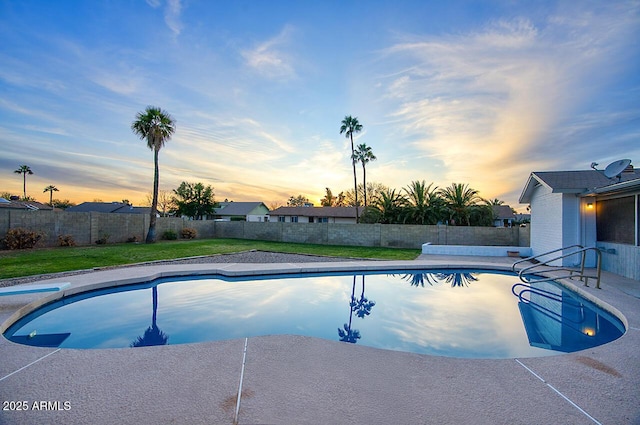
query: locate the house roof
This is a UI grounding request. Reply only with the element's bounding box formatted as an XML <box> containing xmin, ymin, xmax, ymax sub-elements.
<box><xmin>492</xmin><ymin>205</ymin><xmax>515</xmax><ymax>219</ymax></box>
<box><xmin>269</xmin><ymin>206</ymin><xmax>357</xmax><ymax>218</ymax></box>
<box><xmin>519</xmin><ymin>167</ymin><xmax>640</xmax><ymax>203</ymax></box>
<box><xmin>214</xmin><ymin>202</ymin><xmax>268</xmax><ymax>216</ymax></box>
<box><xmin>66</xmin><ymin>202</ymin><xmax>147</xmax><ymax>214</ymax></box>
<box><xmin>0</xmin><ymin>198</ymin><xmax>53</xmax><ymax>211</ymax></box>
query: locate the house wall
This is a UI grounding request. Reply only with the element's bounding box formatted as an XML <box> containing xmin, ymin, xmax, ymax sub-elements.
<box><xmin>530</xmin><ymin>188</ymin><xmax>584</xmax><ymax>267</ymax></box>
<box><xmin>0</xmin><ymin>210</ymin><xmax>528</xmax><ymax>249</ymax></box>
<box><xmin>530</xmin><ymin>185</ymin><xmax>565</xmax><ymax>265</ymax></box>
<box><xmin>596</xmin><ymin>242</ymin><xmax>640</xmax><ymax>281</ymax></box>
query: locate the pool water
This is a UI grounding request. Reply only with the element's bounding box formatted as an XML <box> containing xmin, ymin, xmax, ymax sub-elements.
<box><xmin>3</xmin><ymin>270</ymin><xmax>625</xmax><ymax>358</ymax></box>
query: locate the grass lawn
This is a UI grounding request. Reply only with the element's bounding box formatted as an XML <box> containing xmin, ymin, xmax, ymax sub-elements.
<box><xmin>0</xmin><ymin>238</ymin><xmax>420</xmax><ymax>279</ymax></box>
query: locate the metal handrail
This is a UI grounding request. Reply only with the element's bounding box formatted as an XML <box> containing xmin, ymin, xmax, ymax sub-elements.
<box><xmin>513</xmin><ymin>245</ymin><xmax>602</xmax><ymax>289</ymax></box>
<box><xmin>511</xmin><ymin>244</ymin><xmax>584</xmax><ymax>272</ymax></box>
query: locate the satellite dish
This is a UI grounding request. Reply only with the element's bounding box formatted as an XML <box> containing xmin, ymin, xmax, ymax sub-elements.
<box><xmin>604</xmin><ymin>159</ymin><xmax>631</xmax><ymax>179</ymax></box>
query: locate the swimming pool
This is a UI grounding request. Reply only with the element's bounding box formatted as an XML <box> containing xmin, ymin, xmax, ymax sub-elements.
<box><xmin>2</xmin><ymin>269</ymin><xmax>624</xmax><ymax>359</ymax></box>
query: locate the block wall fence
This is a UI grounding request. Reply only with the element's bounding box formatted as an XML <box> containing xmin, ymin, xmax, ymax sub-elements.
<box><xmin>0</xmin><ymin>210</ymin><xmax>530</xmax><ymax>249</ymax></box>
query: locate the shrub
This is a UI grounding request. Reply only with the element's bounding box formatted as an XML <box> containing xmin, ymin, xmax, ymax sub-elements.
<box><xmin>57</xmin><ymin>234</ymin><xmax>76</xmax><ymax>247</ymax></box>
<box><xmin>126</xmin><ymin>235</ymin><xmax>140</xmax><ymax>243</ymax></box>
<box><xmin>95</xmin><ymin>232</ymin><xmax>110</xmax><ymax>245</ymax></box>
<box><xmin>162</xmin><ymin>230</ymin><xmax>178</xmax><ymax>240</ymax></box>
<box><xmin>3</xmin><ymin>228</ymin><xmax>43</xmax><ymax>250</ymax></box>
<box><xmin>181</xmin><ymin>227</ymin><xmax>197</xmax><ymax>239</ymax></box>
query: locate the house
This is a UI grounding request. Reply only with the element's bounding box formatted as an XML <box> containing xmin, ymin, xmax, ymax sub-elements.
<box><xmin>213</xmin><ymin>202</ymin><xmax>269</xmax><ymax>222</ymax></box>
<box><xmin>0</xmin><ymin>198</ymin><xmax>53</xmax><ymax>211</ymax></box>
<box><xmin>519</xmin><ymin>161</ymin><xmax>640</xmax><ymax>280</ymax></box>
<box><xmin>269</xmin><ymin>206</ymin><xmax>358</xmax><ymax>224</ymax></box>
<box><xmin>492</xmin><ymin>205</ymin><xmax>516</xmax><ymax>227</ymax></box>
<box><xmin>66</xmin><ymin>202</ymin><xmax>150</xmax><ymax>215</ymax></box>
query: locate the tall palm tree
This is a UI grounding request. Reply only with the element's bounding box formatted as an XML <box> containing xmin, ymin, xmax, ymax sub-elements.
<box><xmin>14</xmin><ymin>165</ymin><xmax>33</xmax><ymax>200</ymax></box>
<box><xmin>131</xmin><ymin>106</ymin><xmax>176</xmax><ymax>243</ymax></box>
<box><xmin>439</xmin><ymin>183</ymin><xmax>482</xmax><ymax>226</ymax></box>
<box><xmin>352</xmin><ymin>144</ymin><xmax>376</xmax><ymax>207</ymax></box>
<box><xmin>43</xmin><ymin>185</ymin><xmax>59</xmax><ymax>208</ymax></box>
<box><xmin>340</xmin><ymin>116</ymin><xmax>363</xmax><ymax>222</ymax></box>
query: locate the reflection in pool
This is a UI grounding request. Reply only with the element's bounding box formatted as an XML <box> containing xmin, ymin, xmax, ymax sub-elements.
<box><xmin>3</xmin><ymin>270</ymin><xmax>625</xmax><ymax>358</ymax></box>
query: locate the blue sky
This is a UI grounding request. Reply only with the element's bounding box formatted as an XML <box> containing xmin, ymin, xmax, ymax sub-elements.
<box><xmin>1</xmin><ymin>1</ymin><xmax>639</xmax><ymax>211</ymax></box>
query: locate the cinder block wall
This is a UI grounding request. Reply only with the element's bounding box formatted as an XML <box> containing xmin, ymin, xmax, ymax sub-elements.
<box><xmin>0</xmin><ymin>210</ymin><xmax>528</xmax><ymax>249</ymax></box>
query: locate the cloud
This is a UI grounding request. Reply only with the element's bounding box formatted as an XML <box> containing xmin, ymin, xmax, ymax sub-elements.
<box><xmin>146</xmin><ymin>0</ymin><xmax>183</xmax><ymax>36</ymax></box>
<box><xmin>376</xmin><ymin>3</ymin><xmax>640</xmax><ymax>203</ymax></box>
<box><xmin>241</xmin><ymin>25</ymin><xmax>297</xmax><ymax>79</ymax></box>
<box><xmin>164</xmin><ymin>0</ymin><xmax>183</xmax><ymax>36</ymax></box>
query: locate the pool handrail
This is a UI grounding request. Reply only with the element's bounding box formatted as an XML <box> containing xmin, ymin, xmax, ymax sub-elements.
<box><xmin>512</xmin><ymin>245</ymin><xmax>602</xmax><ymax>289</ymax></box>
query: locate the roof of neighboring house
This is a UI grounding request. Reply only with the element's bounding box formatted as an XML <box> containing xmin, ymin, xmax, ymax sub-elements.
<box><xmin>519</xmin><ymin>167</ymin><xmax>640</xmax><ymax>203</ymax></box>
<box><xmin>269</xmin><ymin>206</ymin><xmax>358</xmax><ymax>218</ymax></box>
<box><xmin>492</xmin><ymin>205</ymin><xmax>515</xmax><ymax>220</ymax></box>
<box><xmin>0</xmin><ymin>198</ymin><xmax>53</xmax><ymax>211</ymax></box>
<box><xmin>214</xmin><ymin>202</ymin><xmax>268</xmax><ymax>216</ymax></box>
<box><xmin>66</xmin><ymin>202</ymin><xmax>148</xmax><ymax>214</ymax></box>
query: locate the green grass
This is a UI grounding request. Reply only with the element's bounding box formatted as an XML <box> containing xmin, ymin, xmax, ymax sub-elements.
<box><xmin>0</xmin><ymin>238</ymin><xmax>420</xmax><ymax>279</ymax></box>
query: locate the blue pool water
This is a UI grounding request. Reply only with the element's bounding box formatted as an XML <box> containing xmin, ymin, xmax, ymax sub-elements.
<box><xmin>3</xmin><ymin>270</ymin><xmax>625</xmax><ymax>358</ymax></box>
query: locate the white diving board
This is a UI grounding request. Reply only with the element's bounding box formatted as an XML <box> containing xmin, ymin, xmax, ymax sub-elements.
<box><xmin>0</xmin><ymin>282</ymin><xmax>70</xmax><ymax>296</ymax></box>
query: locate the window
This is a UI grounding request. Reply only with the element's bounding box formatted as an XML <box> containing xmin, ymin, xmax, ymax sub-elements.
<box><xmin>278</xmin><ymin>216</ymin><xmax>285</xmax><ymax>223</ymax></box>
<box><xmin>318</xmin><ymin>217</ymin><xmax>328</xmax><ymax>223</ymax></box>
<box><xmin>596</xmin><ymin>196</ymin><xmax>635</xmax><ymax>244</ymax></box>
<box><xmin>291</xmin><ymin>216</ymin><xmax>298</xmax><ymax>223</ymax></box>
<box><xmin>309</xmin><ymin>217</ymin><xmax>314</xmax><ymax>223</ymax></box>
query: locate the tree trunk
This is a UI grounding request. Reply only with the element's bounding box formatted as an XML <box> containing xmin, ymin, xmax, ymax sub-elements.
<box><xmin>350</xmin><ymin>134</ymin><xmax>359</xmax><ymax>222</ymax></box>
<box><xmin>146</xmin><ymin>147</ymin><xmax>160</xmax><ymax>243</ymax></box>
<box><xmin>362</xmin><ymin>163</ymin><xmax>367</xmax><ymax>207</ymax></box>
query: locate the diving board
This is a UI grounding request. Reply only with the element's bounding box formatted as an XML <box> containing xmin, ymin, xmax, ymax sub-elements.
<box><xmin>0</xmin><ymin>282</ymin><xmax>70</xmax><ymax>296</ymax></box>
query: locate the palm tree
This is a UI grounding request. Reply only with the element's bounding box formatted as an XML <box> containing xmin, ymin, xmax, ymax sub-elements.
<box><xmin>371</xmin><ymin>188</ymin><xmax>406</xmax><ymax>224</ymax></box>
<box><xmin>439</xmin><ymin>183</ymin><xmax>482</xmax><ymax>226</ymax></box>
<box><xmin>352</xmin><ymin>144</ymin><xmax>376</xmax><ymax>207</ymax></box>
<box><xmin>403</xmin><ymin>180</ymin><xmax>442</xmax><ymax>225</ymax></box>
<box><xmin>14</xmin><ymin>165</ymin><xmax>33</xmax><ymax>200</ymax></box>
<box><xmin>43</xmin><ymin>185</ymin><xmax>59</xmax><ymax>208</ymax></box>
<box><xmin>340</xmin><ymin>116</ymin><xmax>363</xmax><ymax>222</ymax></box>
<box><xmin>487</xmin><ymin>198</ymin><xmax>504</xmax><ymax>206</ymax></box>
<box><xmin>320</xmin><ymin>187</ymin><xmax>346</xmax><ymax>207</ymax></box>
<box><xmin>131</xmin><ymin>106</ymin><xmax>176</xmax><ymax>243</ymax></box>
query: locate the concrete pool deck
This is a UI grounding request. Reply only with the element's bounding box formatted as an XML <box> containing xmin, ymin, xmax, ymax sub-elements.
<box><xmin>0</xmin><ymin>256</ymin><xmax>638</xmax><ymax>425</ymax></box>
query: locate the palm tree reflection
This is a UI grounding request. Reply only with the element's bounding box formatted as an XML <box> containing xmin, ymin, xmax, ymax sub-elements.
<box><xmin>338</xmin><ymin>275</ymin><xmax>375</xmax><ymax>344</ymax></box>
<box><xmin>396</xmin><ymin>273</ymin><xmax>441</xmax><ymax>287</ymax></box>
<box><xmin>131</xmin><ymin>286</ymin><xmax>169</xmax><ymax>347</ymax></box>
<box><xmin>435</xmin><ymin>272</ymin><xmax>479</xmax><ymax>287</ymax></box>
<box><xmin>395</xmin><ymin>271</ymin><xmax>479</xmax><ymax>288</ymax></box>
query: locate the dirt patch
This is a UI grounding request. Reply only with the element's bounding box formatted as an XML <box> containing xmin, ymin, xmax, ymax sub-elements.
<box><xmin>575</xmin><ymin>355</ymin><xmax>622</xmax><ymax>377</ymax></box>
<box><xmin>220</xmin><ymin>387</ymin><xmax>256</xmax><ymax>415</ymax></box>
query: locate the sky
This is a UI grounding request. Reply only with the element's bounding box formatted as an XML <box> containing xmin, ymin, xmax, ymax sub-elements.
<box><xmin>1</xmin><ymin>1</ymin><xmax>639</xmax><ymax>211</ymax></box>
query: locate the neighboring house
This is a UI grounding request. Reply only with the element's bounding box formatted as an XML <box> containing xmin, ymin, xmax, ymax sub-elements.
<box><xmin>519</xmin><ymin>163</ymin><xmax>640</xmax><ymax>280</ymax></box>
<box><xmin>492</xmin><ymin>205</ymin><xmax>516</xmax><ymax>227</ymax></box>
<box><xmin>66</xmin><ymin>202</ymin><xmax>150</xmax><ymax>215</ymax></box>
<box><xmin>0</xmin><ymin>197</ymin><xmax>53</xmax><ymax>211</ymax></box>
<box><xmin>269</xmin><ymin>206</ymin><xmax>358</xmax><ymax>224</ymax></box>
<box><xmin>213</xmin><ymin>202</ymin><xmax>269</xmax><ymax>222</ymax></box>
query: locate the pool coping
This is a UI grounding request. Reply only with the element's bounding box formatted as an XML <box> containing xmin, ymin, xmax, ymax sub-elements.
<box><xmin>0</xmin><ymin>256</ymin><xmax>638</xmax><ymax>424</ymax></box>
